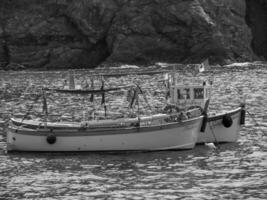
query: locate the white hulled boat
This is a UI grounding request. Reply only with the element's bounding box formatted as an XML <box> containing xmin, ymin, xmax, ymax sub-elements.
<box><xmin>166</xmin><ymin>72</ymin><xmax>245</xmax><ymax>144</ymax></box>
<box><xmin>198</xmin><ymin>107</ymin><xmax>245</xmax><ymax>143</ymax></box>
<box><xmin>7</xmin><ymin>114</ymin><xmax>203</xmax><ymax>152</ymax></box>
<box><xmin>6</xmin><ymin>79</ymin><xmax>204</xmax><ymax>152</ymax></box>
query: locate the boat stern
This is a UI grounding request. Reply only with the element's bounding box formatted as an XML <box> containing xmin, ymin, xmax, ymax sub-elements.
<box><xmin>197</xmin><ymin>107</ymin><xmax>243</xmax><ymax>144</ymax></box>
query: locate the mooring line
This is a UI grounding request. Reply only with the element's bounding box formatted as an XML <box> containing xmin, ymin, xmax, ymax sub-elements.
<box><xmin>246</xmin><ymin>110</ymin><xmax>266</xmax><ymax>136</ymax></box>
<box><xmin>209</xmin><ymin>123</ymin><xmax>219</xmax><ymax>147</ymax></box>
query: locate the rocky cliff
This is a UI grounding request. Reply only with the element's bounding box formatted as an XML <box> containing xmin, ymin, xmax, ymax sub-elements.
<box><xmin>246</xmin><ymin>0</ymin><xmax>267</xmax><ymax>61</ymax></box>
<box><xmin>0</xmin><ymin>0</ymin><xmax>264</xmax><ymax>69</ymax></box>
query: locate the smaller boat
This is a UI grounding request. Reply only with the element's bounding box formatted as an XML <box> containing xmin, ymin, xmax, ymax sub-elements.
<box><xmin>166</xmin><ymin>72</ymin><xmax>246</xmax><ymax>144</ymax></box>
<box><xmin>197</xmin><ymin>106</ymin><xmax>245</xmax><ymax>143</ymax></box>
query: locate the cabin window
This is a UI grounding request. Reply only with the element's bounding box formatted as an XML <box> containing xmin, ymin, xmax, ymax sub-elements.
<box><xmin>184</xmin><ymin>88</ymin><xmax>190</xmax><ymax>99</ymax></box>
<box><xmin>206</xmin><ymin>88</ymin><xmax>210</xmax><ymax>98</ymax></box>
<box><xmin>177</xmin><ymin>89</ymin><xmax>183</xmax><ymax>99</ymax></box>
<box><xmin>194</xmin><ymin>88</ymin><xmax>204</xmax><ymax>99</ymax></box>
<box><xmin>177</xmin><ymin>88</ymin><xmax>190</xmax><ymax>99</ymax></box>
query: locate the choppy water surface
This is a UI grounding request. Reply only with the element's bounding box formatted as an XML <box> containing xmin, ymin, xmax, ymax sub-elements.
<box><xmin>0</xmin><ymin>67</ymin><xmax>266</xmax><ymax>199</ymax></box>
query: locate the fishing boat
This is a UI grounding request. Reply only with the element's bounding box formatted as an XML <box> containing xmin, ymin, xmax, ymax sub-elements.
<box><xmin>166</xmin><ymin>72</ymin><xmax>246</xmax><ymax>144</ymax></box>
<box><xmin>198</xmin><ymin>106</ymin><xmax>245</xmax><ymax>143</ymax></box>
<box><xmin>6</xmin><ymin>82</ymin><xmax>205</xmax><ymax>152</ymax></box>
<box><xmin>7</xmin><ymin>114</ymin><xmax>203</xmax><ymax>152</ymax></box>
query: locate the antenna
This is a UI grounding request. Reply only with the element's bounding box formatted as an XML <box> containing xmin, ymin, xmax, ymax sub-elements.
<box><xmin>69</xmin><ymin>70</ymin><xmax>75</xmax><ymax>89</ymax></box>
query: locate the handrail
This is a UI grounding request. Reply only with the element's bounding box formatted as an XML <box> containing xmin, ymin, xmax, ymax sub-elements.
<box><xmin>43</xmin><ymin>85</ymin><xmax>133</xmax><ymax>94</ymax></box>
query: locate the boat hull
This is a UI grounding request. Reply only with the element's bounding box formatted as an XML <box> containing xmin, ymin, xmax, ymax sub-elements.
<box><xmin>197</xmin><ymin>108</ymin><xmax>243</xmax><ymax>143</ymax></box>
<box><xmin>7</xmin><ymin>116</ymin><xmax>203</xmax><ymax>152</ymax></box>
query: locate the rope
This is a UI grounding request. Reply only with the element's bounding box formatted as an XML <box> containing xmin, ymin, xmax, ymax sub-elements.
<box><xmin>15</xmin><ymin>82</ymin><xmax>36</xmax><ymax>107</ymax></box>
<box><xmin>136</xmin><ymin>84</ymin><xmax>152</xmax><ymax>111</ymax></box>
<box><xmin>2</xmin><ymin>118</ymin><xmax>10</xmax><ymax>135</ymax></box>
<box><xmin>209</xmin><ymin>123</ymin><xmax>219</xmax><ymax>146</ymax></box>
<box><xmin>246</xmin><ymin>110</ymin><xmax>266</xmax><ymax>136</ymax></box>
<box><xmin>18</xmin><ymin>93</ymin><xmax>41</xmax><ymax>125</ymax></box>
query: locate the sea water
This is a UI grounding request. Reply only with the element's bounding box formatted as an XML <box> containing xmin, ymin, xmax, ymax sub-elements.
<box><xmin>0</xmin><ymin>66</ymin><xmax>266</xmax><ymax>199</ymax></box>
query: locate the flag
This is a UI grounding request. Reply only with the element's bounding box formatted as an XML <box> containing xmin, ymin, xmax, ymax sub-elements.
<box><xmin>199</xmin><ymin>58</ymin><xmax>209</xmax><ymax>73</ymax></box>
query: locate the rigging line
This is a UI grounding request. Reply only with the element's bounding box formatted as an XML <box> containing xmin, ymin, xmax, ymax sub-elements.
<box><xmin>246</xmin><ymin>110</ymin><xmax>266</xmax><ymax>136</ymax></box>
<box><xmin>1</xmin><ymin>117</ymin><xmax>11</xmax><ymax>135</ymax></box>
<box><xmin>135</xmin><ymin>84</ymin><xmax>152</xmax><ymax>111</ymax></box>
<box><xmin>19</xmin><ymin>93</ymin><xmax>42</xmax><ymax>125</ymax></box>
<box><xmin>136</xmin><ymin>91</ymin><xmax>141</xmax><ymax>128</ymax></box>
<box><xmin>209</xmin><ymin>122</ymin><xmax>219</xmax><ymax>146</ymax></box>
<box><xmin>14</xmin><ymin>83</ymin><xmax>36</xmax><ymax>106</ymax></box>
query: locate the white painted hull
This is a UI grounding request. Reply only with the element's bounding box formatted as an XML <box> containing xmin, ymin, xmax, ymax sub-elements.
<box><xmin>7</xmin><ymin>116</ymin><xmax>203</xmax><ymax>152</ymax></box>
<box><xmin>197</xmin><ymin>108</ymin><xmax>243</xmax><ymax>143</ymax></box>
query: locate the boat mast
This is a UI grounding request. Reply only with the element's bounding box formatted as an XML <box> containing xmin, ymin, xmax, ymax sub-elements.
<box><xmin>172</xmin><ymin>64</ymin><xmax>176</xmax><ymax>86</ymax></box>
<box><xmin>89</xmin><ymin>75</ymin><xmax>95</xmax><ymax>120</ymax></box>
<box><xmin>69</xmin><ymin>70</ymin><xmax>75</xmax><ymax>89</ymax></box>
<box><xmin>42</xmin><ymin>89</ymin><xmax>48</xmax><ymax>127</ymax></box>
<box><xmin>100</xmin><ymin>76</ymin><xmax>107</xmax><ymax>118</ymax></box>
<box><xmin>137</xmin><ymin>89</ymin><xmax>140</xmax><ymax>126</ymax></box>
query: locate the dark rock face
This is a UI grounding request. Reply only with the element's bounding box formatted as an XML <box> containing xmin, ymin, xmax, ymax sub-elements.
<box><xmin>108</xmin><ymin>0</ymin><xmax>254</xmax><ymax>65</ymax></box>
<box><xmin>0</xmin><ymin>0</ymin><xmax>114</xmax><ymax>69</ymax></box>
<box><xmin>0</xmin><ymin>0</ymin><xmax>261</xmax><ymax>69</ymax></box>
<box><xmin>246</xmin><ymin>0</ymin><xmax>267</xmax><ymax>60</ymax></box>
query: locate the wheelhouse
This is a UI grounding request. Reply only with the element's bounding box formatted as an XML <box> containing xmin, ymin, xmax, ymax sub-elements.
<box><xmin>169</xmin><ymin>83</ymin><xmax>211</xmax><ymax>109</ymax></box>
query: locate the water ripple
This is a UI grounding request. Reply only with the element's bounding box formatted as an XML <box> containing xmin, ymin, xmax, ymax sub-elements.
<box><xmin>0</xmin><ymin>67</ymin><xmax>266</xmax><ymax>199</ymax></box>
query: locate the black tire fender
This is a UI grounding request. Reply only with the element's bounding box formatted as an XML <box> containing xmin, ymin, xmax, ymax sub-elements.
<box><xmin>222</xmin><ymin>114</ymin><xmax>233</xmax><ymax>128</ymax></box>
<box><xmin>47</xmin><ymin>134</ymin><xmax>57</xmax><ymax>144</ymax></box>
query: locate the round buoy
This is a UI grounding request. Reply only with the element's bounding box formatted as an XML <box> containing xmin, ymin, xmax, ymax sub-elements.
<box><xmin>222</xmin><ymin>114</ymin><xmax>233</xmax><ymax>128</ymax></box>
<box><xmin>47</xmin><ymin>134</ymin><xmax>57</xmax><ymax>144</ymax></box>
